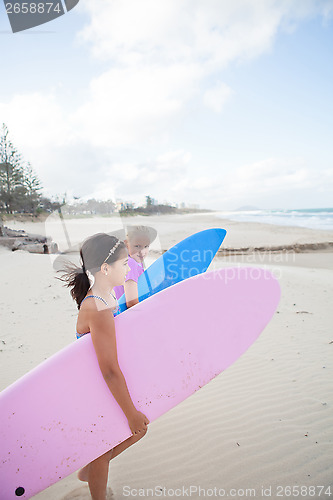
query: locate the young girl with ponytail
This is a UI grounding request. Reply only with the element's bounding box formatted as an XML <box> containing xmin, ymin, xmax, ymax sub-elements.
<box><xmin>60</xmin><ymin>232</ymin><xmax>149</xmax><ymax>500</ymax></box>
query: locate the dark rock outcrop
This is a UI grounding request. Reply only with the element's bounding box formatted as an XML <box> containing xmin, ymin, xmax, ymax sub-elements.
<box><xmin>0</xmin><ymin>224</ymin><xmax>58</xmax><ymax>254</ymax></box>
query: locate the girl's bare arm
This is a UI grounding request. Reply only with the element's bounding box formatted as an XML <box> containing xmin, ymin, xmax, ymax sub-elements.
<box><xmin>89</xmin><ymin>308</ymin><xmax>148</xmax><ymax>434</ymax></box>
<box><xmin>124</xmin><ymin>279</ymin><xmax>139</xmax><ymax>309</ymax></box>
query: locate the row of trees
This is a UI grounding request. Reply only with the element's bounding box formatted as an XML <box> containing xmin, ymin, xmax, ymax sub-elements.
<box><xmin>61</xmin><ymin>198</ymin><xmax>117</xmax><ymax>216</ymax></box>
<box><xmin>0</xmin><ymin>123</ymin><xmax>54</xmax><ymax>215</ymax></box>
<box><xmin>61</xmin><ymin>197</ymin><xmax>176</xmax><ymax>216</ymax></box>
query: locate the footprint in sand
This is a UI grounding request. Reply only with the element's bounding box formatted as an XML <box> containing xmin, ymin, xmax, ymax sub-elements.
<box><xmin>61</xmin><ymin>485</ymin><xmax>114</xmax><ymax>499</ymax></box>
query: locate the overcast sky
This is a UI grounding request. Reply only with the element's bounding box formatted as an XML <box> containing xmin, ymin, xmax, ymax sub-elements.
<box><xmin>1</xmin><ymin>0</ymin><xmax>332</xmax><ymax>209</ymax></box>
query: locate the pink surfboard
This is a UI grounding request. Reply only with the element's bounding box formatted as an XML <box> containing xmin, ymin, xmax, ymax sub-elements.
<box><xmin>0</xmin><ymin>267</ymin><xmax>280</xmax><ymax>499</ymax></box>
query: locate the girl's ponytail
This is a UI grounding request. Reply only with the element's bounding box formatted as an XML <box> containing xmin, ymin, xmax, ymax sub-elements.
<box><xmin>58</xmin><ymin>250</ymin><xmax>90</xmax><ymax>309</ymax></box>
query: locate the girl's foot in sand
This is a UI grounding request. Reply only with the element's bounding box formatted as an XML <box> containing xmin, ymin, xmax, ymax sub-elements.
<box><xmin>77</xmin><ymin>464</ymin><xmax>90</xmax><ymax>482</ymax></box>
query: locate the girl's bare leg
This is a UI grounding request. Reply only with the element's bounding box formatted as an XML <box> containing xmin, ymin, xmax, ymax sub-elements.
<box><xmin>109</xmin><ymin>429</ymin><xmax>146</xmax><ymax>460</ymax></box>
<box><xmin>78</xmin><ymin>429</ymin><xmax>147</xmax><ymax>499</ymax></box>
<box><xmin>77</xmin><ymin>463</ymin><xmax>90</xmax><ymax>482</ymax></box>
<box><xmin>87</xmin><ymin>449</ymin><xmax>113</xmax><ymax>500</ymax></box>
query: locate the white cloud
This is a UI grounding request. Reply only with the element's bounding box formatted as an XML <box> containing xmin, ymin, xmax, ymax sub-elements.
<box><xmin>0</xmin><ymin>92</ymin><xmax>77</xmax><ymax>194</ymax></box>
<box><xmin>72</xmin><ymin>0</ymin><xmax>332</xmax><ymax>150</ymax></box>
<box><xmin>79</xmin><ymin>0</ymin><xmax>280</xmax><ymax>66</ymax></box>
<box><xmin>146</xmin><ymin>156</ymin><xmax>333</xmax><ymax>209</ymax></box>
<box><xmin>72</xmin><ymin>1</ymin><xmax>289</xmax><ymax>148</ymax></box>
<box><xmin>78</xmin><ymin>0</ymin><xmax>332</xmax><ymax>66</ymax></box>
<box><xmin>203</xmin><ymin>82</ymin><xmax>233</xmax><ymax>113</ymax></box>
<box><xmin>71</xmin><ymin>63</ymin><xmax>201</xmax><ymax>148</ymax></box>
<box><xmin>233</xmin><ymin>158</ymin><xmax>310</xmax><ymax>194</ymax></box>
<box><xmin>90</xmin><ymin>150</ymin><xmax>192</xmax><ymax>203</ymax></box>
<box><xmin>0</xmin><ymin>92</ymin><xmax>71</xmax><ymax>151</ymax></box>
<box><xmin>193</xmin><ymin>157</ymin><xmax>333</xmax><ymax>208</ymax></box>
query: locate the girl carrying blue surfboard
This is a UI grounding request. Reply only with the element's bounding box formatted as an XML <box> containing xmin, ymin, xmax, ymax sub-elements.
<box><xmin>114</xmin><ymin>225</ymin><xmax>157</xmax><ymax>308</ymax></box>
<box><xmin>60</xmin><ymin>232</ymin><xmax>149</xmax><ymax>500</ymax></box>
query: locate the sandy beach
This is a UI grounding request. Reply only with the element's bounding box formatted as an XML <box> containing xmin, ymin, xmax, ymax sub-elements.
<box><xmin>1</xmin><ymin>213</ymin><xmax>332</xmax><ymax>499</ymax></box>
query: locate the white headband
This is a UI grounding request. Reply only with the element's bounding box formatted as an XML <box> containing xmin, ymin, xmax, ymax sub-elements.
<box><xmin>103</xmin><ymin>239</ymin><xmax>121</xmax><ymax>263</ymax></box>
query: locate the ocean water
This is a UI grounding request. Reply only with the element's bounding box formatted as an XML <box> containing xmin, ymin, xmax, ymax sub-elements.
<box><xmin>216</xmin><ymin>208</ymin><xmax>333</xmax><ymax>231</ymax></box>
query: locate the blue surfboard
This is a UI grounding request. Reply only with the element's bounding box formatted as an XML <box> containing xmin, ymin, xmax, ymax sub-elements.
<box><xmin>117</xmin><ymin>228</ymin><xmax>226</xmax><ymax>312</ymax></box>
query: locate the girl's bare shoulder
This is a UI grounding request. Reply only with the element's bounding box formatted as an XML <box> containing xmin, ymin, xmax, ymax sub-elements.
<box><xmin>79</xmin><ymin>296</ymin><xmax>109</xmax><ymax>312</ymax></box>
<box><xmin>77</xmin><ymin>299</ymin><xmax>115</xmax><ymax>337</ymax></box>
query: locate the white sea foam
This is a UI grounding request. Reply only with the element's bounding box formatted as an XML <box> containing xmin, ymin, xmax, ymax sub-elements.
<box><xmin>216</xmin><ymin>208</ymin><xmax>333</xmax><ymax>231</ymax></box>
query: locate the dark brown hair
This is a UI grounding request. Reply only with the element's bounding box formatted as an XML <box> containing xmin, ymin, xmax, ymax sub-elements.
<box><xmin>58</xmin><ymin>233</ymin><xmax>126</xmax><ymax>309</ymax></box>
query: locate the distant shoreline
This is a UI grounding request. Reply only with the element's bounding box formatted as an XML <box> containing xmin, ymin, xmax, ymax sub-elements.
<box><xmin>0</xmin><ymin>208</ymin><xmax>213</xmax><ymax>224</ymax></box>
